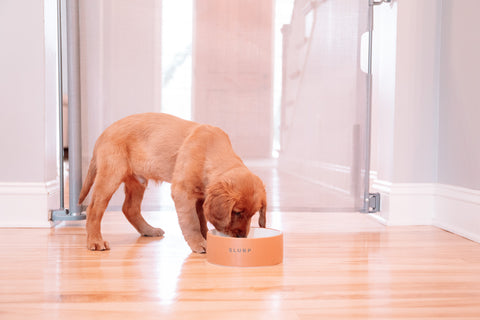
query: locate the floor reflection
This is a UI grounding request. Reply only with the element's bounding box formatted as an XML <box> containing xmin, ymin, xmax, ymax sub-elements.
<box><xmin>5</xmin><ymin>212</ymin><xmax>479</xmax><ymax>318</ymax></box>
<box><xmin>104</xmin><ymin>164</ymin><xmax>357</xmax><ymax>213</ymax></box>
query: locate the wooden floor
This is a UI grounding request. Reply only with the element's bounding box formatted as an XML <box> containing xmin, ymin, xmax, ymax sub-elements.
<box><xmin>1</xmin><ymin>211</ymin><xmax>480</xmax><ymax>319</ymax></box>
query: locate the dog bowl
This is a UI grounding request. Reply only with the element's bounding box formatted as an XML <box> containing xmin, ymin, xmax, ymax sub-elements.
<box><xmin>207</xmin><ymin>227</ymin><xmax>283</xmax><ymax>267</ymax></box>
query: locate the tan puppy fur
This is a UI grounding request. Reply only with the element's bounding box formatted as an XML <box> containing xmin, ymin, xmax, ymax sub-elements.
<box><xmin>79</xmin><ymin>113</ymin><xmax>267</xmax><ymax>253</ymax></box>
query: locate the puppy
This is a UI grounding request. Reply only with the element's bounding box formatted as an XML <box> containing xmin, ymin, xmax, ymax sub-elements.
<box><xmin>79</xmin><ymin>113</ymin><xmax>267</xmax><ymax>253</ymax></box>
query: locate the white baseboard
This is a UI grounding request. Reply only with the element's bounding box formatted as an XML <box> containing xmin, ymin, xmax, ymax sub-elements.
<box><xmin>433</xmin><ymin>184</ymin><xmax>480</xmax><ymax>243</ymax></box>
<box><xmin>371</xmin><ymin>180</ymin><xmax>480</xmax><ymax>243</ymax></box>
<box><xmin>0</xmin><ymin>180</ymin><xmax>59</xmax><ymax>227</ymax></box>
<box><xmin>371</xmin><ymin>181</ymin><xmax>436</xmax><ymax>225</ymax></box>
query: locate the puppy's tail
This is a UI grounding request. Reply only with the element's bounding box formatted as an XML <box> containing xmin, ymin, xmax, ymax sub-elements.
<box><xmin>78</xmin><ymin>157</ymin><xmax>97</xmax><ymax>204</ymax></box>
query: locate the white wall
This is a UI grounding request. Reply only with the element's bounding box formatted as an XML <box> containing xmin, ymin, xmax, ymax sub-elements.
<box><xmin>372</xmin><ymin>0</ymin><xmax>441</xmax><ymax>184</ymax></box>
<box><xmin>79</xmin><ymin>0</ymin><xmax>163</xmax><ymax>208</ymax></box>
<box><xmin>392</xmin><ymin>0</ymin><xmax>441</xmax><ymax>184</ymax></box>
<box><xmin>0</xmin><ymin>0</ymin><xmax>59</xmax><ymax>226</ymax></box>
<box><xmin>371</xmin><ymin>0</ymin><xmax>480</xmax><ymax>241</ymax></box>
<box><xmin>438</xmin><ymin>0</ymin><xmax>480</xmax><ymax>190</ymax></box>
<box><xmin>371</xmin><ymin>0</ymin><xmax>441</xmax><ymax>224</ymax></box>
<box><xmin>80</xmin><ymin>0</ymin><xmax>163</xmax><ymax>163</ymax></box>
<box><xmin>434</xmin><ymin>0</ymin><xmax>480</xmax><ymax>242</ymax></box>
<box><xmin>1</xmin><ymin>1</ymin><xmax>46</xmax><ymax>182</ymax></box>
<box><xmin>370</xmin><ymin>2</ymin><xmax>397</xmax><ymax>185</ymax></box>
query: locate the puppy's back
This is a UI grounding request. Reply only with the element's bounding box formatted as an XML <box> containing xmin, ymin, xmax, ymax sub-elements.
<box><xmin>92</xmin><ymin>113</ymin><xmax>200</xmax><ymax>182</ymax></box>
<box><xmin>97</xmin><ymin>113</ymin><xmax>195</xmax><ymax>148</ymax></box>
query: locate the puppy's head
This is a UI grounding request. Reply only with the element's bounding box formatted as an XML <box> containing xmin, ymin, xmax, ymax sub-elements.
<box><xmin>204</xmin><ymin>170</ymin><xmax>267</xmax><ymax>238</ymax></box>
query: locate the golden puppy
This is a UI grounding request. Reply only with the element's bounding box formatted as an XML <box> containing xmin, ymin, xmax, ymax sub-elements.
<box><xmin>79</xmin><ymin>113</ymin><xmax>267</xmax><ymax>253</ymax></box>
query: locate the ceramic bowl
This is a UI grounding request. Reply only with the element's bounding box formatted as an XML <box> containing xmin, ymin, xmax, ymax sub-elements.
<box><xmin>206</xmin><ymin>227</ymin><xmax>283</xmax><ymax>267</ymax></box>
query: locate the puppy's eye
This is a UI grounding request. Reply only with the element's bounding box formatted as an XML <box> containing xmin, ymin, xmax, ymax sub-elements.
<box><xmin>232</xmin><ymin>210</ymin><xmax>243</xmax><ymax>216</ymax></box>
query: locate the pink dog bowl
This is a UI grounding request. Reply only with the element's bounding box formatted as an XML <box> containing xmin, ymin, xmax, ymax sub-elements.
<box><xmin>206</xmin><ymin>227</ymin><xmax>283</xmax><ymax>267</ymax></box>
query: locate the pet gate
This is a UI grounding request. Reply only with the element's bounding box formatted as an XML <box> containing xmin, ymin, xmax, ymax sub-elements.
<box><xmin>53</xmin><ymin>0</ymin><xmax>390</xmax><ymax>220</ymax></box>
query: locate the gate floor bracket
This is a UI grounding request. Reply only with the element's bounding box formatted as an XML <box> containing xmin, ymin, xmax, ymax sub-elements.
<box><xmin>363</xmin><ymin>192</ymin><xmax>380</xmax><ymax>213</ymax></box>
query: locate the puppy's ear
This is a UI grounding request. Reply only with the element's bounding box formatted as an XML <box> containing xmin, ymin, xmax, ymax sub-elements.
<box><xmin>204</xmin><ymin>181</ymin><xmax>234</xmax><ymax>230</ymax></box>
<box><xmin>259</xmin><ymin>202</ymin><xmax>266</xmax><ymax>228</ymax></box>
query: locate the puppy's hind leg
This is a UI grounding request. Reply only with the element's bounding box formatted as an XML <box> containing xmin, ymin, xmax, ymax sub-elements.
<box><xmin>86</xmin><ymin>173</ymin><xmax>123</xmax><ymax>251</ymax></box>
<box><xmin>122</xmin><ymin>177</ymin><xmax>165</xmax><ymax>237</ymax></box>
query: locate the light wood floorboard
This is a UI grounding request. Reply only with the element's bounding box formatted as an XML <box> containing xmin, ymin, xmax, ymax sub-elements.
<box><xmin>1</xmin><ymin>211</ymin><xmax>480</xmax><ymax>319</ymax></box>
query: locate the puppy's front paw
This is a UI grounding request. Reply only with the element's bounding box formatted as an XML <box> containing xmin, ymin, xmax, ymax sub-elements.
<box><xmin>189</xmin><ymin>239</ymin><xmax>207</xmax><ymax>254</ymax></box>
<box><xmin>87</xmin><ymin>237</ymin><xmax>110</xmax><ymax>251</ymax></box>
<box><xmin>141</xmin><ymin>227</ymin><xmax>165</xmax><ymax>237</ymax></box>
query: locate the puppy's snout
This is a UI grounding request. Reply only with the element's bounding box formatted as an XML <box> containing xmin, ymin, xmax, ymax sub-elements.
<box><xmin>233</xmin><ymin>229</ymin><xmax>247</xmax><ymax>238</ymax></box>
